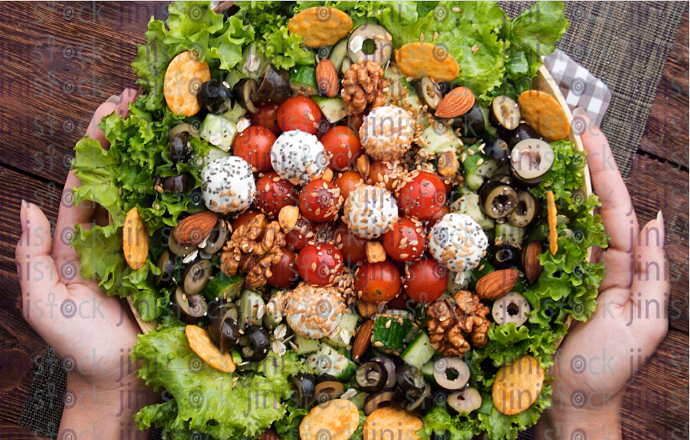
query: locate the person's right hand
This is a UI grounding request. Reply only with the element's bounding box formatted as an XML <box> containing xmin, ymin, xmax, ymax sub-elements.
<box><xmin>533</xmin><ymin>114</ymin><xmax>669</xmax><ymax>439</ymax></box>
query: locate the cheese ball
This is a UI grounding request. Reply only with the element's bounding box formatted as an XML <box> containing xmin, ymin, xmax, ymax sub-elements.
<box><xmin>163</xmin><ymin>50</ymin><xmax>211</xmax><ymax>116</ymax></box>
<box><xmin>201</xmin><ymin>156</ymin><xmax>256</xmax><ymax>214</ymax></box>
<box><xmin>428</xmin><ymin>213</ymin><xmax>488</xmax><ymax>273</ymax></box>
<box><xmin>359</xmin><ymin>105</ymin><xmax>415</xmax><ymax>161</ymax></box>
<box><xmin>280</xmin><ymin>282</ymin><xmax>346</xmax><ymax>339</ymax></box>
<box><xmin>271</xmin><ymin>130</ymin><xmax>328</xmax><ymax>185</ymax></box>
<box><xmin>343</xmin><ymin>185</ymin><xmax>399</xmax><ymax>239</ymax></box>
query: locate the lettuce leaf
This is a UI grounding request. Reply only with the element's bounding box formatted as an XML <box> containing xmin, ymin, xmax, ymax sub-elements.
<box><xmin>421</xmin><ymin>406</ymin><xmax>480</xmax><ymax>440</ymax></box>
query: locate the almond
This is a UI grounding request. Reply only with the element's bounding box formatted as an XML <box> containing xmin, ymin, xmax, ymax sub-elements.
<box><xmin>123</xmin><ymin>207</ymin><xmax>149</xmax><ymax>270</ymax></box>
<box><xmin>356</xmin><ymin>154</ymin><xmax>370</xmax><ymax>179</ymax></box>
<box><xmin>475</xmin><ymin>268</ymin><xmax>519</xmax><ymax>301</ymax></box>
<box><xmin>523</xmin><ymin>242</ymin><xmax>543</xmax><ymax>284</ymax></box>
<box><xmin>173</xmin><ymin>211</ymin><xmax>218</xmax><ymax>246</ymax></box>
<box><xmin>321</xmin><ymin>168</ymin><xmax>334</xmax><ymax>182</ymax></box>
<box><xmin>316</xmin><ymin>59</ymin><xmax>339</xmax><ymax>98</ymax></box>
<box><xmin>435</xmin><ymin>86</ymin><xmax>475</xmax><ymax>119</ymax></box>
<box><xmin>352</xmin><ymin>319</ymin><xmax>375</xmax><ymax>361</ymax></box>
<box><xmin>278</xmin><ymin>205</ymin><xmax>300</xmax><ymax>233</ymax></box>
<box><xmin>366</xmin><ymin>241</ymin><xmax>386</xmax><ymax>263</ymax></box>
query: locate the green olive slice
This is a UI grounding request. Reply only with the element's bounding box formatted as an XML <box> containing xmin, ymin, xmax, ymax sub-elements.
<box><xmin>182</xmin><ymin>260</ymin><xmax>212</xmax><ymax>295</ymax></box>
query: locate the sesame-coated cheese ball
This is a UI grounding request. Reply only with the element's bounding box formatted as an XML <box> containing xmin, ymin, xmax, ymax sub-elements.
<box><xmin>271</xmin><ymin>130</ymin><xmax>328</xmax><ymax>185</ymax></box>
<box><xmin>343</xmin><ymin>185</ymin><xmax>399</xmax><ymax>239</ymax></box>
<box><xmin>276</xmin><ymin>283</ymin><xmax>346</xmax><ymax>339</ymax></box>
<box><xmin>359</xmin><ymin>105</ymin><xmax>415</xmax><ymax>161</ymax></box>
<box><xmin>201</xmin><ymin>156</ymin><xmax>256</xmax><ymax>214</ymax></box>
<box><xmin>428</xmin><ymin>213</ymin><xmax>488</xmax><ymax>273</ymax></box>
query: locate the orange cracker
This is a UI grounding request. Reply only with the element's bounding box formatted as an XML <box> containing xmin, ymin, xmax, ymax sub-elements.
<box><xmin>185</xmin><ymin>325</ymin><xmax>235</xmax><ymax>373</ymax></box>
<box><xmin>492</xmin><ymin>355</ymin><xmax>544</xmax><ymax>416</ymax></box>
<box><xmin>517</xmin><ymin>90</ymin><xmax>570</xmax><ymax>141</ymax></box>
<box><xmin>164</xmin><ymin>51</ymin><xmax>211</xmax><ymax>117</ymax></box>
<box><xmin>299</xmin><ymin>399</ymin><xmax>359</xmax><ymax>440</ymax></box>
<box><xmin>288</xmin><ymin>7</ymin><xmax>353</xmax><ymax>47</ymax></box>
<box><xmin>363</xmin><ymin>407</ymin><xmax>422</xmax><ymax>440</ymax></box>
<box><xmin>395</xmin><ymin>42</ymin><xmax>459</xmax><ymax>82</ymax></box>
<box><xmin>546</xmin><ymin>190</ymin><xmax>557</xmax><ymax>255</ymax></box>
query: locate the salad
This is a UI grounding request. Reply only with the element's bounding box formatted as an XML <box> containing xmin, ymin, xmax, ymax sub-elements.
<box><xmin>69</xmin><ymin>2</ymin><xmax>609</xmax><ymax>440</ymax></box>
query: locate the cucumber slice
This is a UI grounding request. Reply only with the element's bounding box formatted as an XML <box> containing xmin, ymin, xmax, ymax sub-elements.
<box><xmin>325</xmin><ymin>312</ymin><xmax>359</xmax><ymax>348</ymax></box>
<box><xmin>462</xmin><ymin>143</ymin><xmax>498</xmax><ymax>190</ymax></box>
<box><xmin>311</xmin><ymin>96</ymin><xmax>348</xmax><ymax>124</ymax></box>
<box><xmin>306</xmin><ymin>344</ymin><xmax>357</xmax><ymax>380</ymax></box>
<box><xmin>290</xmin><ymin>66</ymin><xmax>318</xmax><ymax>96</ymax></box>
<box><xmin>450</xmin><ymin>192</ymin><xmax>494</xmax><ymax>230</ymax></box>
<box><xmin>292</xmin><ymin>334</ymin><xmax>321</xmax><ymax>355</ymax></box>
<box><xmin>404</xmin><ymin>325</ymin><xmax>422</xmax><ymax>345</ymax></box>
<box><xmin>224</xmin><ymin>69</ymin><xmax>244</xmax><ymax>89</ymax></box>
<box><xmin>202</xmin><ymin>274</ymin><xmax>244</xmax><ymax>302</ymax></box>
<box><xmin>204</xmin><ymin>146</ymin><xmax>231</xmax><ymax>166</ymax></box>
<box><xmin>329</xmin><ymin>38</ymin><xmax>349</xmax><ymax>73</ymax></box>
<box><xmin>239</xmin><ymin>42</ymin><xmax>268</xmax><ymax>80</ymax></box>
<box><xmin>496</xmin><ymin>223</ymin><xmax>525</xmax><ymax>246</ymax></box>
<box><xmin>400</xmin><ymin>331</ymin><xmax>435</xmax><ymax>370</ymax></box>
<box><xmin>421</xmin><ymin>360</ymin><xmax>436</xmax><ymax>384</ymax></box>
<box><xmin>200</xmin><ymin>114</ymin><xmax>237</xmax><ymax>152</ymax></box>
<box><xmin>263</xmin><ymin>299</ymin><xmax>283</xmax><ymax>331</ymax></box>
<box><xmin>421</xmin><ymin>124</ymin><xmax>461</xmax><ymax>154</ymax></box>
<box><xmin>371</xmin><ymin>310</ymin><xmax>413</xmax><ymax>353</ymax></box>
<box><xmin>465</xmin><ymin>172</ymin><xmax>485</xmax><ymax>192</ymax></box>
<box><xmin>222</xmin><ymin>101</ymin><xmax>248</xmax><ymax>124</ymax></box>
<box><xmin>239</xmin><ymin>289</ymin><xmax>265</xmax><ymax>326</ymax></box>
<box><xmin>349</xmin><ymin>392</ymin><xmax>369</xmax><ymax>411</ymax></box>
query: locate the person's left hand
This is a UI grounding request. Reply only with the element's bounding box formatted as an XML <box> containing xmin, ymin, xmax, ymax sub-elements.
<box><xmin>15</xmin><ymin>89</ymin><xmax>152</xmax><ymax>439</ymax></box>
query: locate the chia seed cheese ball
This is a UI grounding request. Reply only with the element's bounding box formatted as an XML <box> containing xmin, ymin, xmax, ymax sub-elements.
<box><xmin>428</xmin><ymin>213</ymin><xmax>489</xmax><ymax>273</ymax></box>
<box><xmin>270</xmin><ymin>129</ymin><xmax>328</xmax><ymax>185</ymax></box>
<box><xmin>201</xmin><ymin>156</ymin><xmax>256</xmax><ymax>214</ymax></box>
<box><xmin>343</xmin><ymin>185</ymin><xmax>399</xmax><ymax>239</ymax></box>
<box><xmin>359</xmin><ymin>105</ymin><xmax>415</xmax><ymax>161</ymax></box>
<box><xmin>271</xmin><ymin>282</ymin><xmax>346</xmax><ymax>339</ymax></box>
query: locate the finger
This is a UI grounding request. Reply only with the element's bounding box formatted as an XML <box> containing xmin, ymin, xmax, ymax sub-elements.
<box><xmin>84</xmin><ymin>102</ymin><xmax>120</xmax><ymax>150</ymax></box>
<box><xmin>630</xmin><ymin>213</ymin><xmax>669</xmax><ymax>345</ymax></box>
<box><xmin>116</xmin><ymin>88</ymin><xmax>139</xmax><ymax>117</ymax></box>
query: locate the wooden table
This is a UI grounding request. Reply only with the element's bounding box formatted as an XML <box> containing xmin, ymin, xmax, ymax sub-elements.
<box><xmin>0</xmin><ymin>3</ymin><xmax>686</xmax><ymax>439</ymax></box>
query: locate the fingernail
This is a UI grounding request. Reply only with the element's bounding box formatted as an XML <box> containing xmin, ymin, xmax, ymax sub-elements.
<box><xmin>106</xmin><ymin>95</ymin><xmax>120</xmax><ymax>104</ymax></box>
<box><xmin>20</xmin><ymin>199</ymin><xmax>27</xmax><ymax>232</ymax></box>
<box><xmin>657</xmin><ymin>210</ymin><xmax>665</xmax><ymax>246</ymax></box>
<box><xmin>573</xmin><ymin>107</ymin><xmax>586</xmax><ymax>117</ymax></box>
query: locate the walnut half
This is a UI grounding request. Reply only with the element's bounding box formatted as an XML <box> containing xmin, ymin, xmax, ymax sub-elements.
<box><xmin>341</xmin><ymin>61</ymin><xmax>388</xmax><ymax>115</ymax></box>
<box><xmin>426</xmin><ymin>290</ymin><xmax>491</xmax><ymax>356</ymax></box>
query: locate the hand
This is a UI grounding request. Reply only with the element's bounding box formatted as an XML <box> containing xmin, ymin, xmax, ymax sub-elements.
<box><xmin>15</xmin><ymin>89</ymin><xmax>154</xmax><ymax>440</ymax></box>
<box><xmin>533</xmin><ymin>114</ymin><xmax>669</xmax><ymax>439</ymax></box>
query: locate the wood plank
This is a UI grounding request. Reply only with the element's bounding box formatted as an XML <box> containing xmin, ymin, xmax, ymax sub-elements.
<box><xmin>0</xmin><ymin>423</ymin><xmax>52</xmax><ymax>440</ymax></box>
<box><xmin>625</xmin><ymin>153</ymin><xmax>689</xmax><ymax>333</ymax></box>
<box><xmin>638</xmin><ymin>9</ymin><xmax>689</xmax><ymax>167</ymax></box>
<box><xmin>622</xmin><ymin>329</ymin><xmax>689</xmax><ymax>439</ymax></box>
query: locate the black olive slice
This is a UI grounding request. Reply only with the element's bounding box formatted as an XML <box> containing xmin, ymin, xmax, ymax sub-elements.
<box><xmin>168</xmin><ymin>232</ymin><xmax>197</xmax><ymax>257</ymax></box>
<box><xmin>490</xmin><ymin>95</ymin><xmax>521</xmax><ymax>130</ymax></box>
<box><xmin>395</xmin><ymin>365</ymin><xmax>426</xmax><ymax>398</ymax></box>
<box><xmin>363</xmin><ymin>389</ymin><xmax>397</xmax><ymax>416</ymax></box>
<box><xmin>356</xmin><ymin>361</ymin><xmax>388</xmax><ymax>393</ymax></box>
<box><xmin>508</xmin><ymin>190</ymin><xmax>541</xmax><ymax>228</ymax></box>
<box><xmin>197</xmin><ymin>79</ymin><xmax>234</xmax><ymax>114</ymax></box>
<box><xmin>370</xmin><ymin>355</ymin><xmax>396</xmax><ymax>389</ymax></box>
<box><xmin>162</xmin><ymin>174</ymin><xmax>189</xmax><ymax>194</ymax></box>
<box><xmin>182</xmin><ymin>260</ymin><xmax>212</xmax><ymax>295</ymax></box>
<box><xmin>238</xmin><ymin>325</ymin><xmax>270</xmax><ymax>361</ymax></box>
<box><xmin>479</xmin><ymin>182</ymin><xmax>519</xmax><ymax>219</ymax></box>
<box><xmin>433</xmin><ymin>357</ymin><xmax>470</xmax><ymax>390</ymax></box>
<box><xmin>210</xmin><ymin>312</ymin><xmax>240</xmax><ymax>355</ymax></box>
<box><xmin>233</xmin><ymin>78</ymin><xmax>259</xmax><ymax>114</ymax></box>
<box><xmin>168</xmin><ymin>123</ymin><xmax>199</xmax><ymax>143</ymax></box>
<box><xmin>314</xmin><ymin>380</ymin><xmax>345</xmax><ymax>404</ymax></box>
<box><xmin>202</xmin><ymin>219</ymin><xmax>227</xmax><ymax>255</ymax></box>
<box><xmin>448</xmin><ymin>387</ymin><xmax>482</xmax><ymax>415</ymax></box>
<box><xmin>504</xmin><ymin>122</ymin><xmax>537</xmax><ymax>148</ymax></box>
<box><xmin>451</xmin><ymin>104</ymin><xmax>485</xmax><ymax>138</ymax></box>
<box><xmin>510</xmin><ymin>139</ymin><xmax>555</xmax><ymax>183</ymax></box>
<box><xmin>415</xmin><ymin>77</ymin><xmax>442</xmax><ymax>110</ymax></box>
<box><xmin>155</xmin><ymin>250</ymin><xmax>176</xmax><ymax>288</ymax></box>
<box><xmin>404</xmin><ymin>383</ymin><xmax>433</xmax><ymax>416</ymax></box>
<box><xmin>487</xmin><ymin>245</ymin><xmax>520</xmax><ymax>269</ymax></box>
<box><xmin>488</xmin><ymin>173</ymin><xmax>518</xmax><ymax>187</ymax></box>
<box><xmin>254</xmin><ymin>64</ymin><xmax>291</xmax><ymax>105</ymax></box>
<box><xmin>290</xmin><ymin>373</ymin><xmax>317</xmax><ymax>408</ymax></box>
<box><xmin>173</xmin><ymin>287</ymin><xmax>207</xmax><ymax>324</ymax></box>
<box><xmin>483</xmin><ymin>138</ymin><xmax>510</xmax><ymax>165</ymax></box>
<box><xmin>169</xmin><ymin>132</ymin><xmax>192</xmax><ymax>164</ymax></box>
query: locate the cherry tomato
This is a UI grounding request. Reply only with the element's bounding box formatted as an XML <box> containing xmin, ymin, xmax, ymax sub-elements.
<box><xmin>285</xmin><ymin>216</ymin><xmax>314</xmax><ymax>251</ymax></box>
<box><xmin>255</xmin><ymin>172</ymin><xmax>299</xmax><ymax>218</ymax></box>
<box><xmin>355</xmin><ymin>260</ymin><xmax>402</xmax><ymax>304</ymax></box>
<box><xmin>250</xmin><ymin>103</ymin><xmax>281</xmax><ymax>136</ymax></box>
<box><xmin>267</xmin><ymin>247</ymin><xmax>299</xmax><ymax>288</ymax></box>
<box><xmin>424</xmin><ymin>205</ymin><xmax>449</xmax><ymax>230</ymax></box>
<box><xmin>277</xmin><ymin>96</ymin><xmax>322</xmax><ymax>134</ymax></box>
<box><xmin>381</xmin><ymin>217</ymin><xmax>426</xmax><ymax>262</ymax></box>
<box><xmin>315</xmin><ymin>117</ymin><xmax>332</xmax><ymax>140</ymax></box>
<box><xmin>404</xmin><ymin>257</ymin><xmax>449</xmax><ymax>304</ymax></box>
<box><xmin>339</xmin><ymin>112</ymin><xmax>366</xmax><ymax>133</ymax></box>
<box><xmin>333</xmin><ymin>171</ymin><xmax>363</xmax><ymax>202</ymax></box>
<box><xmin>298</xmin><ymin>179</ymin><xmax>342</xmax><ymax>222</ymax></box>
<box><xmin>368</xmin><ymin>161</ymin><xmax>400</xmax><ymax>191</ymax></box>
<box><xmin>297</xmin><ymin>243</ymin><xmax>343</xmax><ymax>285</ymax></box>
<box><xmin>333</xmin><ymin>221</ymin><xmax>367</xmax><ymax>267</ymax></box>
<box><xmin>232</xmin><ymin>126</ymin><xmax>276</xmax><ymax>172</ymax></box>
<box><xmin>396</xmin><ymin>171</ymin><xmax>447</xmax><ymax>220</ymax></box>
<box><xmin>320</xmin><ymin>126</ymin><xmax>362</xmax><ymax>171</ymax></box>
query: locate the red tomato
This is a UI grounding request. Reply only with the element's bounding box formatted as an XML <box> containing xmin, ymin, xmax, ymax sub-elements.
<box><xmin>250</xmin><ymin>103</ymin><xmax>282</xmax><ymax>136</ymax></box>
<box><xmin>355</xmin><ymin>260</ymin><xmax>402</xmax><ymax>304</ymax></box>
<box><xmin>267</xmin><ymin>247</ymin><xmax>299</xmax><ymax>288</ymax></box>
<box><xmin>297</xmin><ymin>243</ymin><xmax>343</xmax><ymax>285</ymax></box>
<box><xmin>255</xmin><ymin>172</ymin><xmax>299</xmax><ymax>218</ymax></box>
<box><xmin>321</xmin><ymin>126</ymin><xmax>362</xmax><ymax>171</ymax></box>
<box><xmin>396</xmin><ymin>171</ymin><xmax>447</xmax><ymax>220</ymax></box>
<box><xmin>298</xmin><ymin>179</ymin><xmax>342</xmax><ymax>222</ymax></box>
<box><xmin>231</xmin><ymin>209</ymin><xmax>266</xmax><ymax>231</ymax></box>
<box><xmin>333</xmin><ymin>171</ymin><xmax>363</xmax><ymax>202</ymax></box>
<box><xmin>285</xmin><ymin>216</ymin><xmax>314</xmax><ymax>251</ymax></box>
<box><xmin>404</xmin><ymin>257</ymin><xmax>449</xmax><ymax>304</ymax></box>
<box><xmin>277</xmin><ymin>96</ymin><xmax>322</xmax><ymax>134</ymax></box>
<box><xmin>424</xmin><ymin>205</ymin><xmax>449</xmax><ymax>230</ymax></box>
<box><xmin>232</xmin><ymin>126</ymin><xmax>276</xmax><ymax>172</ymax></box>
<box><xmin>381</xmin><ymin>217</ymin><xmax>426</xmax><ymax>262</ymax></box>
<box><xmin>369</xmin><ymin>161</ymin><xmax>400</xmax><ymax>191</ymax></box>
<box><xmin>333</xmin><ymin>221</ymin><xmax>368</xmax><ymax>266</ymax></box>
